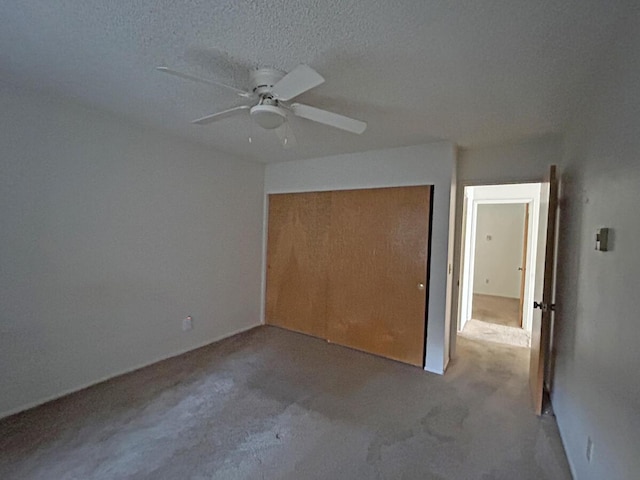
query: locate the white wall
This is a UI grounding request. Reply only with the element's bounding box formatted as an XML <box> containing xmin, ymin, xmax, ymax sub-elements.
<box><xmin>552</xmin><ymin>8</ymin><xmax>640</xmax><ymax>479</ymax></box>
<box><xmin>0</xmin><ymin>82</ymin><xmax>265</xmax><ymax>417</ymax></box>
<box><xmin>458</xmin><ymin>135</ymin><xmax>562</xmax><ymax>185</ymax></box>
<box><xmin>264</xmin><ymin>143</ymin><xmax>456</xmax><ymax>374</ymax></box>
<box><xmin>473</xmin><ymin>203</ymin><xmax>526</xmax><ymax>298</ymax></box>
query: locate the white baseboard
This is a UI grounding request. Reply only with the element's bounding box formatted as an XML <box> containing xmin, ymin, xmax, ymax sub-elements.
<box><xmin>0</xmin><ymin>323</ymin><xmax>260</xmax><ymax>420</ymax></box>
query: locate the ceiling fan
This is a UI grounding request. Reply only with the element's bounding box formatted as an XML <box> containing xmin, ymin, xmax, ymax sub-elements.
<box><xmin>156</xmin><ymin>64</ymin><xmax>367</xmax><ymax>145</ymax></box>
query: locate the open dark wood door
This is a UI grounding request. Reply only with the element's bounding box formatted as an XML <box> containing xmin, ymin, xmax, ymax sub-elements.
<box><xmin>529</xmin><ymin>165</ymin><xmax>558</xmax><ymax>415</ymax></box>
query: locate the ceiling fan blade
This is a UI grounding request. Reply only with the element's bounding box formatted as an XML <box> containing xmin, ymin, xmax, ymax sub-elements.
<box><xmin>271</xmin><ymin>65</ymin><xmax>325</xmax><ymax>101</ymax></box>
<box><xmin>156</xmin><ymin>67</ymin><xmax>252</xmax><ymax>98</ymax></box>
<box><xmin>290</xmin><ymin>103</ymin><xmax>367</xmax><ymax>134</ymax></box>
<box><xmin>191</xmin><ymin>105</ymin><xmax>250</xmax><ymax>125</ymax></box>
<box><xmin>275</xmin><ymin>122</ymin><xmax>298</xmax><ymax>149</ymax></box>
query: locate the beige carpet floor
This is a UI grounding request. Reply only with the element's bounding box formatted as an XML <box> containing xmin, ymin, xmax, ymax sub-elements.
<box><xmin>472</xmin><ymin>294</ymin><xmax>521</xmax><ymax>327</ymax></box>
<box><xmin>0</xmin><ymin>326</ymin><xmax>569</xmax><ymax>479</ymax></box>
<box><xmin>461</xmin><ymin>319</ymin><xmax>531</xmax><ymax>348</ymax></box>
<box><xmin>461</xmin><ymin>294</ymin><xmax>531</xmax><ymax>348</ymax></box>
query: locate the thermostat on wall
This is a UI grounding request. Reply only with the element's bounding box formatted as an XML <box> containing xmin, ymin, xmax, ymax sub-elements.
<box><xmin>595</xmin><ymin>228</ymin><xmax>609</xmax><ymax>251</ymax></box>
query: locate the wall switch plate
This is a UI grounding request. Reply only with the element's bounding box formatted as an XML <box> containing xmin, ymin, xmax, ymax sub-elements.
<box><xmin>182</xmin><ymin>316</ymin><xmax>193</xmax><ymax>331</ymax></box>
<box><xmin>595</xmin><ymin>228</ymin><xmax>609</xmax><ymax>251</ymax></box>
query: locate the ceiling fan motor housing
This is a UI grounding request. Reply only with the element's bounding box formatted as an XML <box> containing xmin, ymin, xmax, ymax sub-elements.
<box><xmin>250</xmin><ymin>68</ymin><xmax>285</xmax><ymax>95</ymax></box>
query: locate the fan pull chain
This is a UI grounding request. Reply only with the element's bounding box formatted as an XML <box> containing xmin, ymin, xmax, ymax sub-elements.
<box><xmin>248</xmin><ymin>113</ymin><xmax>254</xmax><ymax>144</ymax></box>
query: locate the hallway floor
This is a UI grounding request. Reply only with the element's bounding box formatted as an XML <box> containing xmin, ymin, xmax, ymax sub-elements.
<box><xmin>471</xmin><ymin>294</ymin><xmax>521</xmax><ymax>327</ymax></box>
<box><xmin>0</xmin><ymin>326</ymin><xmax>570</xmax><ymax>479</ymax></box>
<box><xmin>461</xmin><ymin>294</ymin><xmax>531</xmax><ymax>348</ymax></box>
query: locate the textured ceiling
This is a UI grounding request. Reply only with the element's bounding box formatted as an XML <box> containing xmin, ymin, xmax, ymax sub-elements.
<box><xmin>0</xmin><ymin>1</ymin><xmax>630</xmax><ymax>163</ymax></box>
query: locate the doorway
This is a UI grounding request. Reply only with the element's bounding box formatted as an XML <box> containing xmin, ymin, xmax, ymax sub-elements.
<box><xmin>457</xmin><ymin>184</ymin><xmax>544</xmax><ymax>348</ymax></box>
<box><xmin>465</xmin><ymin>202</ymin><xmax>529</xmax><ymax>346</ymax></box>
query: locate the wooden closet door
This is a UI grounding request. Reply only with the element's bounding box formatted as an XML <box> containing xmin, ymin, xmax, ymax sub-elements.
<box><xmin>326</xmin><ymin>186</ymin><xmax>431</xmax><ymax>366</ymax></box>
<box><xmin>265</xmin><ymin>186</ymin><xmax>431</xmax><ymax>367</ymax></box>
<box><xmin>265</xmin><ymin>192</ymin><xmax>331</xmax><ymax>338</ymax></box>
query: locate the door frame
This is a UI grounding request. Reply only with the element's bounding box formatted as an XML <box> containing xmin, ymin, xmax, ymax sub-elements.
<box><xmin>457</xmin><ymin>183</ymin><xmax>543</xmax><ymax>335</ymax></box>
<box><xmin>518</xmin><ymin>204</ymin><xmax>530</xmax><ymax>327</ymax></box>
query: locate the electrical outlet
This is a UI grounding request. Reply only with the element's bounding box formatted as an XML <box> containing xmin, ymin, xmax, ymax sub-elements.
<box><xmin>182</xmin><ymin>316</ymin><xmax>193</xmax><ymax>332</ymax></box>
<box><xmin>586</xmin><ymin>436</ymin><xmax>594</xmax><ymax>463</ymax></box>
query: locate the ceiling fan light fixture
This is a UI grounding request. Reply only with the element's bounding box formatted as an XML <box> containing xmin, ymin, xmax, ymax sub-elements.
<box><xmin>250</xmin><ymin>104</ymin><xmax>286</xmax><ymax>129</ymax></box>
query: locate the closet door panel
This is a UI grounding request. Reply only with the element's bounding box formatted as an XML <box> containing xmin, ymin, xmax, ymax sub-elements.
<box><xmin>326</xmin><ymin>186</ymin><xmax>431</xmax><ymax>366</ymax></box>
<box><xmin>265</xmin><ymin>192</ymin><xmax>331</xmax><ymax>339</ymax></box>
